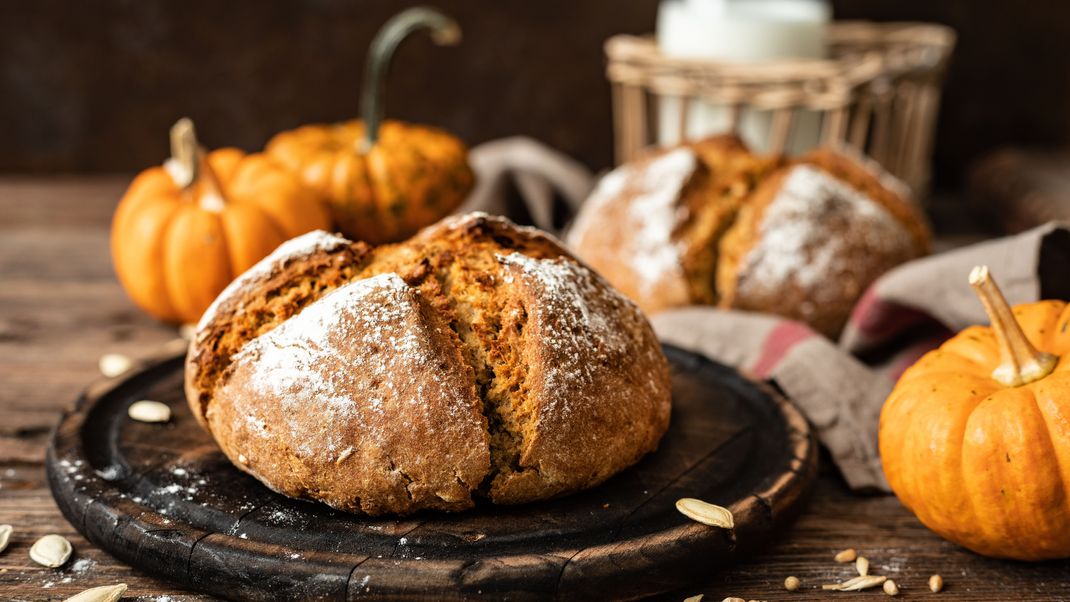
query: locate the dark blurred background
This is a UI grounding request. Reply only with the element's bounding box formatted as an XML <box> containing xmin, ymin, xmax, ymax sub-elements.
<box><xmin>2</xmin><ymin>0</ymin><xmax>1068</xmax><ymax>191</ymax></box>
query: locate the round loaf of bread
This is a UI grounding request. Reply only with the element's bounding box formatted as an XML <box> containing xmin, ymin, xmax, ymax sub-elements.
<box><xmin>567</xmin><ymin>136</ymin><xmax>930</xmax><ymax>338</ymax></box>
<box><xmin>185</xmin><ymin>213</ymin><xmax>672</xmax><ymax>515</ymax></box>
<box><xmin>716</xmin><ymin>149</ymin><xmax>931</xmax><ymax>337</ymax></box>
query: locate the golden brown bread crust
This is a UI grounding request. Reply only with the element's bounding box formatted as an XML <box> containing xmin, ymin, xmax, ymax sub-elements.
<box><xmin>186</xmin><ymin>214</ymin><xmax>672</xmax><ymax>515</ymax></box>
<box><xmin>676</xmin><ymin>137</ymin><xmax>783</xmax><ymax>305</ymax></box>
<box><xmin>716</xmin><ymin>152</ymin><xmax>931</xmax><ymax>337</ymax></box>
<box><xmin>566</xmin><ymin>135</ymin><xmax>774</xmax><ymax>313</ymax></box>
<box><xmin>567</xmin><ymin>139</ymin><xmax>930</xmax><ymax>338</ymax></box>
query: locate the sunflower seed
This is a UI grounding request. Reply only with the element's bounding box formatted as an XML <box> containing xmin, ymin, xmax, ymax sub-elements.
<box><xmin>883</xmin><ymin>579</ymin><xmax>899</xmax><ymax>596</ymax></box>
<box><xmin>29</xmin><ymin>534</ymin><xmax>72</xmax><ymax>567</ymax></box>
<box><xmin>64</xmin><ymin>583</ymin><xmax>128</xmax><ymax>602</ymax></box>
<box><xmin>784</xmin><ymin>575</ymin><xmax>800</xmax><ymax>591</ymax></box>
<box><xmin>834</xmin><ymin>548</ymin><xmax>857</xmax><ymax>563</ymax></box>
<box><xmin>929</xmin><ymin>574</ymin><xmax>943</xmax><ymax>593</ymax></box>
<box><xmin>0</xmin><ymin>525</ymin><xmax>11</xmax><ymax>553</ymax></box>
<box><xmin>675</xmin><ymin>498</ymin><xmax>734</xmax><ymax>529</ymax></box>
<box><xmin>856</xmin><ymin>556</ymin><xmax>870</xmax><ymax>576</ymax></box>
<box><xmin>822</xmin><ymin>575</ymin><xmax>887</xmax><ymax>591</ymax></box>
<box><xmin>98</xmin><ymin>353</ymin><xmax>133</xmax><ymax>378</ymax></box>
<box><xmin>128</xmin><ymin>400</ymin><xmax>171</xmax><ymax>423</ymax></box>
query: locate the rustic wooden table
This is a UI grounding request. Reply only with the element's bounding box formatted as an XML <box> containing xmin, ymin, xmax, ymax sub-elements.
<box><xmin>1</xmin><ymin>176</ymin><xmax>1067</xmax><ymax>601</ymax></box>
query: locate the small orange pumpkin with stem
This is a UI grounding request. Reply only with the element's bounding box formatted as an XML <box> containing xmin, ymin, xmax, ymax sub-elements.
<box><xmin>266</xmin><ymin>7</ymin><xmax>475</xmax><ymax>245</ymax></box>
<box><xmin>880</xmin><ymin>265</ymin><xmax>1070</xmax><ymax>560</ymax></box>
<box><xmin>111</xmin><ymin>118</ymin><xmax>332</xmax><ymax>324</ymax></box>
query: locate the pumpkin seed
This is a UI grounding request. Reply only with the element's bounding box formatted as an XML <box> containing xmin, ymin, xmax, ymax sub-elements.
<box><xmin>128</xmin><ymin>400</ymin><xmax>171</xmax><ymax>423</ymax></box>
<box><xmin>675</xmin><ymin>498</ymin><xmax>734</xmax><ymax>529</ymax></box>
<box><xmin>683</xmin><ymin>596</ymin><xmax>703</xmax><ymax>602</ymax></box>
<box><xmin>784</xmin><ymin>575</ymin><xmax>800</xmax><ymax>591</ymax></box>
<box><xmin>179</xmin><ymin>323</ymin><xmax>197</xmax><ymax>341</ymax></box>
<box><xmin>929</xmin><ymin>574</ymin><xmax>943</xmax><ymax>593</ymax></box>
<box><xmin>833</xmin><ymin>548</ymin><xmax>857</xmax><ymax>563</ymax></box>
<box><xmin>856</xmin><ymin>556</ymin><xmax>870</xmax><ymax>576</ymax></box>
<box><xmin>821</xmin><ymin>575</ymin><xmax>887</xmax><ymax>591</ymax></box>
<box><xmin>63</xmin><ymin>583</ymin><xmax>127</xmax><ymax>602</ymax></box>
<box><xmin>883</xmin><ymin>579</ymin><xmax>899</xmax><ymax>596</ymax></box>
<box><xmin>98</xmin><ymin>353</ymin><xmax>132</xmax><ymax>378</ymax></box>
<box><xmin>0</xmin><ymin>524</ymin><xmax>11</xmax><ymax>555</ymax></box>
<box><xmin>722</xmin><ymin>598</ymin><xmax>744</xmax><ymax>602</ymax></box>
<box><xmin>29</xmin><ymin>534</ymin><xmax>72</xmax><ymax>567</ymax></box>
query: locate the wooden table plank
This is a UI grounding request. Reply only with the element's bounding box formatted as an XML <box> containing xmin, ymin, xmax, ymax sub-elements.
<box><xmin>0</xmin><ymin>176</ymin><xmax>1068</xmax><ymax>601</ymax></box>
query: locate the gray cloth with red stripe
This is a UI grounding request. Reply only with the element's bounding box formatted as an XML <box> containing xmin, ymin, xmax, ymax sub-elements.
<box><xmin>652</xmin><ymin>223</ymin><xmax>1070</xmax><ymax>492</ymax></box>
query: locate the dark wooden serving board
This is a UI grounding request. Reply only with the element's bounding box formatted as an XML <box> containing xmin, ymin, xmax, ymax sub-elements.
<box><xmin>46</xmin><ymin>345</ymin><xmax>817</xmax><ymax>601</ymax></box>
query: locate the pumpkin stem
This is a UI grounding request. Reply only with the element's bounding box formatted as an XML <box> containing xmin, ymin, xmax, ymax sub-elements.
<box><xmin>166</xmin><ymin>117</ymin><xmax>225</xmax><ymax>212</ymax></box>
<box><xmin>969</xmin><ymin>265</ymin><xmax>1058</xmax><ymax>386</ymax></box>
<box><xmin>167</xmin><ymin>117</ymin><xmax>198</xmax><ymax>188</ymax></box>
<box><xmin>359</xmin><ymin>6</ymin><xmax>461</xmax><ymax>153</ymax></box>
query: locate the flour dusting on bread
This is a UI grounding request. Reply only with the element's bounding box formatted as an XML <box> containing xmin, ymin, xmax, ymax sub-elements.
<box><xmin>498</xmin><ymin>253</ymin><xmax>631</xmax><ymax>418</ymax></box>
<box><xmin>567</xmin><ymin>148</ymin><xmax>696</xmax><ymax>305</ymax></box>
<box><xmin>198</xmin><ymin>230</ymin><xmax>350</xmax><ymax>330</ymax></box>
<box><xmin>735</xmin><ymin>165</ymin><xmax>914</xmax><ymax>315</ymax></box>
<box><xmin>187</xmin><ymin>212</ymin><xmax>672</xmax><ymax>515</ymax></box>
<box><xmin>227</xmin><ymin>272</ymin><xmax>474</xmax><ymax>460</ymax></box>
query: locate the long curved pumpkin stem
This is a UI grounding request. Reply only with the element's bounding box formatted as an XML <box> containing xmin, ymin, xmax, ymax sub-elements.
<box><xmin>359</xmin><ymin>6</ymin><xmax>461</xmax><ymax>153</ymax></box>
<box><xmin>167</xmin><ymin>117</ymin><xmax>225</xmax><ymax>211</ymax></box>
<box><xmin>969</xmin><ymin>265</ymin><xmax>1058</xmax><ymax>386</ymax></box>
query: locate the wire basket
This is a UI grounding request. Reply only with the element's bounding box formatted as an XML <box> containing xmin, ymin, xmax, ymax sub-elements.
<box><xmin>605</xmin><ymin>21</ymin><xmax>955</xmax><ymax>197</ymax></box>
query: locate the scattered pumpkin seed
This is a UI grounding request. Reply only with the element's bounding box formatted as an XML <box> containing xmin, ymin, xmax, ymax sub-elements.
<box><xmin>856</xmin><ymin>555</ymin><xmax>870</xmax><ymax>576</ymax></box>
<box><xmin>834</xmin><ymin>548</ymin><xmax>857</xmax><ymax>563</ymax></box>
<box><xmin>929</xmin><ymin>574</ymin><xmax>943</xmax><ymax>593</ymax></box>
<box><xmin>675</xmin><ymin>498</ymin><xmax>734</xmax><ymax>529</ymax></box>
<box><xmin>179</xmin><ymin>323</ymin><xmax>197</xmax><ymax>341</ymax></box>
<box><xmin>128</xmin><ymin>400</ymin><xmax>171</xmax><ymax>423</ymax></box>
<box><xmin>822</xmin><ymin>575</ymin><xmax>887</xmax><ymax>592</ymax></box>
<box><xmin>0</xmin><ymin>524</ymin><xmax>11</xmax><ymax>553</ymax></box>
<box><xmin>29</xmin><ymin>534</ymin><xmax>72</xmax><ymax>568</ymax></box>
<box><xmin>63</xmin><ymin>583</ymin><xmax>128</xmax><ymax>602</ymax></box>
<box><xmin>98</xmin><ymin>353</ymin><xmax>133</xmax><ymax>378</ymax></box>
<box><xmin>784</xmin><ymin>575</ymin><xmax>800</xmax><ymax>591</ymax></box>
<box><xmin>883</xmin><ymin>579</ymin><xmax>899</xmax><ymax>596</ymax></box>
<box><xmin>683</xmin><ymin>595</ymin><xmax>703</xmax><ymax>602</ymax></box>
<box><xmin>722</xmin><ymin>598</ymin><xmax>744</xmax><ymax>602</ymax></box>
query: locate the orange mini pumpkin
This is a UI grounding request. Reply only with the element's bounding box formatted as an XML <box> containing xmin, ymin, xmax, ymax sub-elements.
<box><xmin>111</xmin><ymin>119</ymin><xmax>332</xmax><ymax>324</ymax></box>
<box><xmin>267</xmin><ymin>7</ymin><xmax>475</xmax><ymax>245</ymax></box>
<box><xmin>880</xmin><ymin>266</ymin><xmax>1070</xmax><ymax>560</ymax></box>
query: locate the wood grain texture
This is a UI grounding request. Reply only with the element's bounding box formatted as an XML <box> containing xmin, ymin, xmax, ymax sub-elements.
<box><xmin>46</xmin><ymin>347</ymin><xmax>817</xmax><ymax>601</ymax></box>
<box><xmin>1</xmin><ymin>177</ymin><xmax>1069</xmax><ymax>600</ymax></box>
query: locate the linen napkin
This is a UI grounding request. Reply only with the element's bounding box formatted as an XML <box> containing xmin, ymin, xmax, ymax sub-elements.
<box><xmin>653</xmin><ymin>223</ymin><xmax>1070</xmax><ymax>492</ymax></box>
